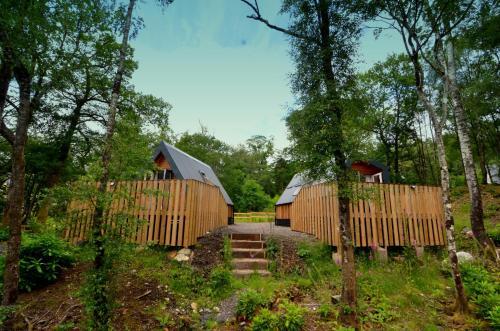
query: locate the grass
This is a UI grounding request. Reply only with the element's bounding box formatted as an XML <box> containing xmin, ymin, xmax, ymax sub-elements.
<box><xmin>235</xmin><ymin>217</ymin><xmax>274</xmax><ymax>223</ymax></box>
<box><xmin>11</xmin><ymin>185</ymin><xmax>497</xmax><ymax>330</ymax></box>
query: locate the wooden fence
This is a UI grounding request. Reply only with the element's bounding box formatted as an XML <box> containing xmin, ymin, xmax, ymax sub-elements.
<box><xmin>290</xmin><ymin>183</ymin><xmax>445</xmax><ymax>247</ymax></box>
<box><xmin>65</xmin><ymin>179</ymin><xmax>228</xmax><ymax>247</ymax></box>
<box><xmin>234</xmin><ymin>212</ymin><xmax>275</xmax><ymax>222</ymax></box>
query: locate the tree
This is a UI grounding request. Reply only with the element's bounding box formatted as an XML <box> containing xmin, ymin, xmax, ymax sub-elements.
<box><xmin>0</xmin><ymin>0</ymin><xmax>109</xmax><ymax>307</ymax></box>
<box><xmin>359</xmin><ymin>54</ymin><xmax>420</xmax><ymax>182</ymax></box>
<box><xmin>89</xmin><ymin>0</ymin><xmax>136</xmax><ymax>328</ymax></box>
<box><xmin>238</xmin><ymin>179</ymin><xmax>272</xmax><ymax>212</ymax></box>
<box><xmin>374</xmin><ymin>0</ymin><xmax>471</xmax><ymax>311</ymax></box>
<box><xmin>241</xmin><ymin>0</ymin><xmax>363</xmax><ymax>327</ymax></box>
<box><xmin>377</xmin><ymin>0</ymin><xmax>497</xmax><ymax>258</ymax></box>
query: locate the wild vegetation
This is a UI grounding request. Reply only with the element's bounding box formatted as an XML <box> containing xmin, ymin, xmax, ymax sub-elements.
<box><xmin>0</xmin><ymin>0</ymin><xmax>498</xmax><ymax>330</ymax></box>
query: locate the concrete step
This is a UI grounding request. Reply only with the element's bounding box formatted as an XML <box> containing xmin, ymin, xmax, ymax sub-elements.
<box><xmin>232</xmin><ymin>258</ymin><xmax>268</xmax><ymax>270</ymax></box>
<box><xmin>233</xmin><ymin>269</ymin><xmax>271</xmax><ymax>277</ymax></box>
<box><xmin>231</xmin><ymin>240</ymin><xmax>264</xmax><ymax>249</ymax></box>
<box><xmin>232</xmin><ymin>248</ymin><xmax>265</xmax><ymax>259</ymax></box>
<box><xmin>231</xmin><ymin>233</ymin><xmax>262</xmax><ymax>241</ymax></box>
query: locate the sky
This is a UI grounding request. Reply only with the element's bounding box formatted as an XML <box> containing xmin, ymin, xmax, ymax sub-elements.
<box><xmin>131</xmin><ymin>0</ymin><xmax>403</xmax><ymax>150</ymax></box>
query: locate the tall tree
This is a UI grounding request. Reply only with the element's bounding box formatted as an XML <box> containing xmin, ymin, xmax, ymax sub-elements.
<box><xmin>377</xmin><ymin>0</ymin><xmax>496</xmax><ymax>257</ymax></box>
<box><xmin>359</xmin><ymin>54</ymin><xmax>419</xmax><ymax>182</ymax></box>
<box><xmin>241</xmin><ymin>1</ymin><xmax>363</xmax><ymax>327</ymax></box>
<box><xmin>0</xmin><ymin>0</ymin><xmax>100</xmax><ymax>306</ymax></box>
<box><xmin>374</xmin><ymin>0</ymin><xmax>471</xmax><ymax>311</ymax></box>
<box><xmin>90</xmin><ymin>0</ymin><xmax>136</xmax><ymax>328</ymax></box>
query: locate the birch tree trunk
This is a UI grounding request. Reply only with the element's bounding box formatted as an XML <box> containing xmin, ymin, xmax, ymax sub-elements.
<box><xmin>419</xmin><ymin>86</ymin><xmax>468</xmax><ymax>312</ymax></box>
<box><xmin>407</xmin><ymin>49</ymin><xmax>469</xmax><ymax>312</ymax></box>
<box><xmin>90</xmin><ymin>0</ymin><xmax>135</xmax><ymax>326</ymax></box>
<box><xmin>444</xmin><ymin>39</ymin><xmax>497</xmax><ymax>258</ymax></box>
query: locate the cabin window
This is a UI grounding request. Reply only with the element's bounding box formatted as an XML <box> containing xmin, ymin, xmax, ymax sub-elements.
<box><xmin>156</xmin><ymin>169</ymin><xmax>174</xmax><ymax>180</ymax></box>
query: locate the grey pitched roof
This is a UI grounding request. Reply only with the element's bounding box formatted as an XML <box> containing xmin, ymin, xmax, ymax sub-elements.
<box><xmin>153</xmin><ymin>141</ymin><xmax>233</xmax><ymax>205</ymax></box>
<box><xmin>276</xmin><ymin>160</ymin><xmax>389</xmax><ymax>206</ymax></box>
<box><xmin>275</xmin><ymin>173</ymin><xmax>309</xmax><ymax>206</ymax></box>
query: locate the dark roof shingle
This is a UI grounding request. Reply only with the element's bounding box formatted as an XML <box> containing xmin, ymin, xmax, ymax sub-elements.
<box><xmin>153</xmin><ymin>141</ymin><xmax>233</xmax><ymax>205</ymax></box>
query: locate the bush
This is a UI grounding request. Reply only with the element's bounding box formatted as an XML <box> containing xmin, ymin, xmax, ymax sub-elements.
<box><xmin>266</xmin><ymin>237</ymin><xmax>279</xmax><ymax>259</ymax></box>
<box><xmin>251</xmin><ymin>301</ymin><xmax>306</xmax><ymax>331</ymax></box>
<box><xmin>0</xmin><ymin>232</ymin><xmax>75</xmax><ymax>292</ymax></box>
<box><xmin>461</xmin><ymin>263</ymin><xmax>500</xmax><ymax>327</ymax></box>
<box><xmin>487</xmin><ymin>225</ymin><xmax>500</xmax><ymax>246</ymax></box>
<box><xmin>236</xmin><ymin>289</ymin><xmax>269</xmax><ymax>320</ymax></box>
<box><xmin>318</xmin><ymin>303</ymin><xmax>332</xmax><ymax>319</ymax></box>
<box><xmin>279</xmin><ymin>301</ymin><xmax>306</xmax><ymax>331</ymax></box>
<box><xmin>238</xmin><ymin>179</ymin><xmax>273</xmax><ymax>212</ymax></box>
<box><xmin>252</xmin><ymin>308</ymin><xmax>279</xmax><ymax>331</ymax></box>
<box><xmin>19</xmin><ymin>232</ymin><xmax>75</xmax><ymax>291</ymax></box>
<box><xmin>209</xmin><ymin>266</ymin><xmax>232</xmax><ymax>297</ymax></box>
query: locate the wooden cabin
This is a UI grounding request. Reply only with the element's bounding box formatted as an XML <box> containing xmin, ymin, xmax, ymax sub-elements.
<box><xmin>275</xmin><ymin>161</ymin><xmax>446</xmax><ymax>248</ymax></box>
<box><xmin>275</xmin><ymin>160</ymin><xmax>389</xmax><ymax>227</ymax></box>
<box><xmin>153</xmin><ymin>141</ymin><xmax>234</xmax><ymax>224</ymax></box>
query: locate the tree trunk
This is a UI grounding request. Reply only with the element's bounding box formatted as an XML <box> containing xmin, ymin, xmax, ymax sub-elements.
<box><xmin>422</xmin><ymin>86</ymin><xmax>468</xmax><ymax>312</ymax></box>
<box><xmin>317</xmin><ymin>0</ymin><xmax>358</xmax><ymax>325</ymax></box>
<box><xmin>444</xmin><ymin>39</ymin><xmax>497</xmax><ymax>258</ymax></box>
<box><xmin>90</xmin><ymin>0</ymin><xmax>135</xmax><ymax>327</ymax></box>
<box><xmin>1</xmin><ymin>67</ymin><xmax>31</xmax><ymax>306</ymax></box>
<box><xmin>337</xmin><ymin>179</ymin><xmax>358</xmax><ymax>328</ymax></box>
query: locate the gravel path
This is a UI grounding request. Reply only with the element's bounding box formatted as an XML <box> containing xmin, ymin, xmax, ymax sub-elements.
<box><xmin>222</xmin><ymin>222</ymin><xmax>315</xmax><ymax>240</ymax></box>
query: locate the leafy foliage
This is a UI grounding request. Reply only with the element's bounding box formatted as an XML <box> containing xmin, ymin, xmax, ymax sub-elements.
<box><xmin>238</xmin><ymin>179</ymin><xmax>273</xmax><ymax>212</ymax></box>
<box><xmin>250</xmin><ymin>301</ymin><xmax>306</xmax><ymax>331</ymax></box>
<box><xmin>461</xmin><ymin>263</ymin><xmax>500</xmax><ymax>328</ymax></box>
<box><xmin>236</xmin><ymin>289</ymin><xmax>270</xmax><ymax>320</ymax></box>
<box><xmin>0</xmin><ymin>232</ymin><xmax>75</xmax><ymax>292</ymax></box>
<box><xmin>251</xmin><ymin>308</ymin><xmax>280</xmax><ymax>331</ymax></box>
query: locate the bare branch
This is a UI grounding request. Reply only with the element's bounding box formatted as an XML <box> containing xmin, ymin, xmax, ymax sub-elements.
<box><xmin>239</xmin><ymin>0</ymin><xmax>319</xmax><ymax>44</ymax></box>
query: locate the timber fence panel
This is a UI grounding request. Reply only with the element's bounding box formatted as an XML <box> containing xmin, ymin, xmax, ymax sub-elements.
<box><xmin>289</xmin><ymin>182</ymin><xmax>445</xmax><ymax>247</ymax></box>
<box><xmin>66</xmin><ymin>179</ymin><xmax>228</xmax><ymax>247</ymax></box>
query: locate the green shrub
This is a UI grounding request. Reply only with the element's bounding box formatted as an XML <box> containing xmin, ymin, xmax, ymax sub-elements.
<box><xmin>251</xmin><ymin>301</ymin><xmax>306</xmax><ymax>331</ymax></box>
<box><xmin>236</xmin><ymin>289</ymin><xmax>269</xmax><ymax>320</ymax></box>
<box><xmin>0</xmin><ymin>306</ymin><xmax>15</xmax><ymax>328</ymax></box>
<box><xmin>279</xmin><ymin>301</ymin><xmax>306</xmax><ymax>331</ymax></box>
<box><xmin>209</xmin><ymin>266</ymin><xmax>232</xmax><ymax>297</ymax></box>
<box><xmin>318</xmin><ymin>303</ymin><xmax>332</xmax><ymax>319</ymax></box>
<box><xmin>266</xmin><ymin>237</ymin><xmax>279</xmax><ymax>259</ymax></box>
<box><xmin>167</xmin><ymin>262</ymin><xmax>205</xmax><ymax>297</ymax></box>
<box><xmin>488</xmin><ymin>305</ymin><xmax>500</xmax><ymax>329</ymax></box>
<box><xmin>252</xmin><ymin>308</ymin><xmax>279</xmax><ymax>331</ymax></box>
<box><xmin>487</xmin><ymin>225</ymin><xmax>500</xmax><ymax>245</ymax></box>
<box><xmin>461</xmin><ymin>263</ymin><xmax>500</xmax><ymax>327</ymax></box>
<box><xmin>297</xmin><ymin>246</ymin><xmax>310</xmax><ymax>259</ymax></box>
<box><xmin>0</xmin><ymin>232</ymin><xmax>75</xmax><ymax>292</ymax></box>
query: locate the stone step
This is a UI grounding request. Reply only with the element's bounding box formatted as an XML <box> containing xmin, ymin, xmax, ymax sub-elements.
<box><xmin>231</xmin><ymin>233</ymin><xmax>262</xmax><ymax>241</ymax></box>
<box><xmin>233</xmin><ymin>269</ymin><xmax>271</xmax><ymax>277</ymax></box>
<box><xmin>232</xmin><ymin>248</ymin><xmax>265</xmax><ymax>259</ymax></box>
<box><xmin>232</xmin><ymin>258</ymin><xmax>268</xmax><ymax>270</ymax></box>
<box><xmin>231</xmin><ymin>240</ymin><xmax>264</xmax><ymax>249</ymax></box>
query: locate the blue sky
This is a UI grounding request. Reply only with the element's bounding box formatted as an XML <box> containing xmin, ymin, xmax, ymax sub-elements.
<box><xmin>131</xmin><ymin>0</ymin><xmax>403</xmax><ymax>149</ymax></box>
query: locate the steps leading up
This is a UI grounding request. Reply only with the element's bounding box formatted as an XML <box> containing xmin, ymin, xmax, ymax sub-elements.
<box><xmin>233</xmin><ymin>269</ymin><xmax>271</xmax><ymax>277</ymax></box>
<box><xmin>232</xmin><ymin>258</ymin><xmax>268</xmax><ymax>270</ymax></box>
<box><xmin>231</xmin><ymin>240</ymin><xmax>264</xmax><ymax>249</ymax></box>
<box><xmin>231</xmin><ymin>233</ymin><xmax>262</xmax><ymax>241</ymax></box>
<box><xmin>232</xmin><ymin>248</ymin><xmax>265</xmax><ymax>259</ymax></box>
<box><xmin>230</xmin><ymin>233</ymin><xmax>270</xmax><ymax>277</ymax></box>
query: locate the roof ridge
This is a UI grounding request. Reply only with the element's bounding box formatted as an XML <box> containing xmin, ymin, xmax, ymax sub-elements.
<box><xmin>161</xmin><ymin>141</ymin><xmax>212</xmax><ymax>169</ymax></box>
